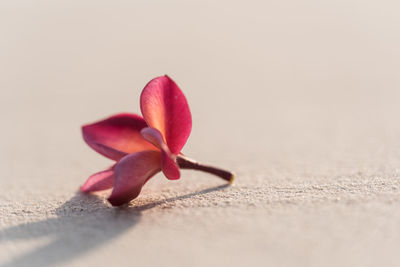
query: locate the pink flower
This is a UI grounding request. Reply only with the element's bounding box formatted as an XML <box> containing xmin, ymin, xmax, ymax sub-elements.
<box><xmin>81</xmin><ymin>75</ymin><xmax>234</xmax><ymax>206</ymax></box>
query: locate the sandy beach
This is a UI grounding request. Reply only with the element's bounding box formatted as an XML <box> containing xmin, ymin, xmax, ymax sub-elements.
<box><xmin>1</xmin><ymin>1</ymin><xmax>400</xmax><ymax>266</ymax></box>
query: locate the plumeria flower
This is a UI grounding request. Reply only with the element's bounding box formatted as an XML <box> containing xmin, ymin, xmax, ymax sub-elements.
<box><xmin>81</xmin><ymin>75</ymin><xmax>234</xmax><ymax>206</ymax></box>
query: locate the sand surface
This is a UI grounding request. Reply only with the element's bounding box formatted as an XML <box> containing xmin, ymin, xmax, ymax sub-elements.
<box><xmin>1</xmin><ymin>1</ymin><xmax>400</xmax><ymax>266</ymax></box>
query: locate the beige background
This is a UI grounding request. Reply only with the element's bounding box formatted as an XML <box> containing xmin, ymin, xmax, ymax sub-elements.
<box><xmin>1</xmin><ymin>1</ymin><xmax>400</xmax><ymax>266</ymax></box>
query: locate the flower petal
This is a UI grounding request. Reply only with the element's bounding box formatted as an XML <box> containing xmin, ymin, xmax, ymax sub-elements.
<box><xmin>82</xmin><ymin>113</ymin><xmax>157</xmax><ymax>161</ymax></box>
<box><xmin>140</xmin><ymin>75</ymin><xmax>192</xmax><ymax>154</ymax></box>
<box><xmin>80</xmin><ymin>168</ymin><xmax>114</xmax><ymax>193</ymax></box>
<box><xmin>108</xmin><ymin>151</ymin><xmax>162</xmax><ymax>206</ymax></box>
<box><xmin>141</xmin><ymin>127</ymin><xmax>180</xmax><ymax>180</ymax></box>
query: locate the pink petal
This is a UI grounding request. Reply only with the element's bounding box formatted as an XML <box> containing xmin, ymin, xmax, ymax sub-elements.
<box><xmin>140</xmin><ymin>75</ymin><xmax>192</xmax><ymax>155</ymax></box>
<box><xmin>82</xmin><ymin>113</ymin><xmax>157</xmax><ymax>161</ymax></box>
<box><xmin>80</xmin><ymin>168</ymin><xmax>114</xmax><ymax>193</ymax></box>
<box><xmin>108</xmin><ymin>151</ymin><xmax>162</xmax><ymax>206</ymax></box>
<box><xmin>141</xmin><ymin>127</ymin><xmax>180</xmax><ymax>180</ymax></box>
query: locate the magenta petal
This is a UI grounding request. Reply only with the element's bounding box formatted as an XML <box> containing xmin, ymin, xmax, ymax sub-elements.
<box><xmin>82</xmin><ymin>113</ymin><xmax>157</xmax><ymax>161</ymax></box>
<box><xmin>108</xmin><ymin>151</ymin><xmax>162</xmax><ymax>206</ymax></box>
<box><xmin>85</xmin><ymin>142</ymin><xmax>128</xmax><ymax>161</ymax></box>
<box><xmin>141</xmin><ymin>127</ymin><xmax>180</xmax><ymax>180</ymax></box>
<box><xmin>80</xmin><ymin>168</ymin><xmax>114</xmax><ymax>193</ymax></box>
<box><xmin>140</xmin><ymin>126</ymin><xmax>169</xmax><ymax>150</ymax></box>
<box><xmin>161</xmin><ymin>153</ymin><xmax>180</xmax><ymax>180</ymax></box>
<box><xmin>140</xmin><ymin>75</ymin><xmax>192</xmax><ymax>154</ymax></box>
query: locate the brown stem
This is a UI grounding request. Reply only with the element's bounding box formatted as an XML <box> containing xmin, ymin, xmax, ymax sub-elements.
<box><xmin>176</xmin><ymin>155</ymin><xmax>235</xmax><ymax>184</ymax></box>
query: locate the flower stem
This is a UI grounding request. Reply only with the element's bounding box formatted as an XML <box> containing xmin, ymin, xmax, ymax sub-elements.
<box><xmin>176</xmin><ymin>155</ymin><xmax>235</xmax><ymax>184</ymax></box>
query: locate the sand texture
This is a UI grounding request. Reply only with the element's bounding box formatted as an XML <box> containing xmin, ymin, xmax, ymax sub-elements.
<box><xmin>1</xmin><ymin>1</ymin><xmax>400</xmax><ymax>266</ymax></box>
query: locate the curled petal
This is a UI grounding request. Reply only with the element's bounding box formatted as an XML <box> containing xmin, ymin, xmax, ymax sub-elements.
<box><xmin>141</xmin><ymin>127</ymin><xmax>180</xmax><ymax>180</ymax></box>
<box><xmin>80</xmin><ymin>168</ymin><xmax>114</xmax><ymax>193</ymax></box>
<box><xmin>140</xmin><ymin>75</ymin><xmax>192</xmax><ymax>154</ymax></box>
<box><xmin>82</xmin><ymin>113</ymin><xmax>157</xmax><ymax>161</ymax></box>
<box><xmin>108</xmin><ymin>151</ymin><xmax>162</xmax><ymax>206</ymax></box>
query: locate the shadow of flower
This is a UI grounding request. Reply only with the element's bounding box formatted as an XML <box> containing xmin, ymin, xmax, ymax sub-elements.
<box><xmin>1</xmin><ymin>194</ymin><xmax>140</xmax><ymax>267</ymax></box>
<box><xmin>0</xmin><ymin>184</ymin><xmax>229</xmax><ymax>267</ymax></box>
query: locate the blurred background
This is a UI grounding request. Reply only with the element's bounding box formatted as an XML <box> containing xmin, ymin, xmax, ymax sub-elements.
<box><xmin>1</xmin><ymin>1</ymin><xmax>400</xmax><ymax>267</ymax></box>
